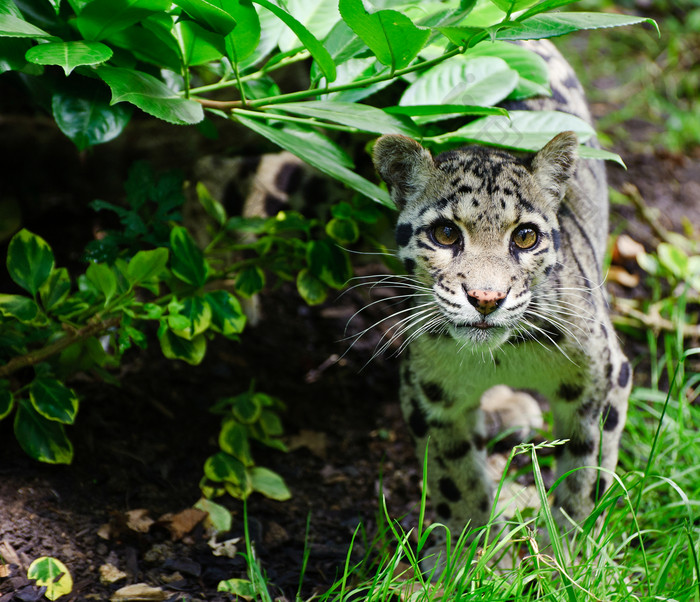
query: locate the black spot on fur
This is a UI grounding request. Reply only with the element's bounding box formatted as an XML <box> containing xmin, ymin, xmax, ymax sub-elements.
<box><xmin>568</xmin><ymin>436</ymin><xmax>594</xmax><ymax>457</ymax></box>
<box><xmin>444</xmin><ymin>440</ymin><xmax>471</xmax><ymax>460</ymax></box>
<box><xmin>275</xmin><ymin>162</ymin><xmax>303</xmax><ymax>193</ymax></box>
<box><xmin>602</xmin><ymin>403</ymin><xmax>619</xmax><ymax>431</ymax></box>
<box><xmin>396</xmin><ymin>223</ymin><xmax>413</xmax><ymax>247</ymax></box>
<box><xmin>263</xmin><ymin>193</ymin><xmax>286</xmax><ymax>216</ymax></box>
<box><xmin>473</xmin><ymin>434</ymin><xmax>486</xmax><ymax>451</ymax></box>
<box><xmin>618</xmin><ymin>361</ymin><xmax>631</xmax><ymax>388</ymax></box>
<box><xmin>438</xmin><ymin>477</ymin><xmax>461</xmax><ymax>502</ymax></box>
<box><xmin>403</xmin><ymin>258</ymin><xmax>416</xmax><ymax>274</ymax></box>
<box><xmin>552</xmin><ymin>228</ymin><xmax>561</xmax><ymax>251</ymax></box>
<box><xmin>591</xmin><ymin>477</ymin><xmax>607</xmax><ymax>503</ymax></box>
<box><xmin>557</xmin><ymin>382</ymin><xmax>583</xmax><ymax>402</ymax></box>
<box><xmin>436</xmin><ymin>503</ymin><xmax>451</xmax><ymax>520</ymax></box>
<box><xmin>408</xmin><ymin>404</ymin><xmax>428</xmax><ymax>438</ymax></box>
<box><xmin>421</xmin><ymin>382</ymin><xmax>445</xmax><ymax>403</ymax></box>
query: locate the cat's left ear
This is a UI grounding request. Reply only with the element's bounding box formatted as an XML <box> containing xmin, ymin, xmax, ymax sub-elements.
<box><xmin>531</xmin><ymin>131</ymin><xmax>578</xmax><ymax>202</ymax></box>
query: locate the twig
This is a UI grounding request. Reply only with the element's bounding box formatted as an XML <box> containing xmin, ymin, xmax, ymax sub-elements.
<box><xmin>612</xmin><ymin>298</ymin><xmax>700</xmax><ymax>338</ymax></box>
<box><xmin>0</xmin><ymin>316</ymin><xmax>121</xmax><ymax>379</ymax></box>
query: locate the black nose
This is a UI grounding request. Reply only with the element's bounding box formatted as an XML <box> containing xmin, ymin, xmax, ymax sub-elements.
<box><xmin>464</xmin><ymin>287</ymin><xmax>507</xmax><ymax>315</ymax></box>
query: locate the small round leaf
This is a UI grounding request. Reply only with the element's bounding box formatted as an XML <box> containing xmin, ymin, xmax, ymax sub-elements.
<box><xmin>27</xmin><ymin>556</ymin><xmax>73</xmax><ymax>601</ymax></box>
<box><xmin>7</xmin><ymin>229</ymin><xmax>54</xmax><ymax>295</ymax></box>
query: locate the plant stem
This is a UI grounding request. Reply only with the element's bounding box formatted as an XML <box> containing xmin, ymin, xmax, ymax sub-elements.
<box><xmin>0</xmin><ymin>316</ymin><xmax>121</xmax><ymax>379</ymax></box>
<box><xmin>231</xmin><ymin>108</ymin><xmax>359</xmax><ymax>132</ymax></box>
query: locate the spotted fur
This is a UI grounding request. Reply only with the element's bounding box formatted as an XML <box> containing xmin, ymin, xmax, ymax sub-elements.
<box><xmin>373</xmin><ymin>40</ymin><xmax>630</xmax><ymax>556</ymax></box>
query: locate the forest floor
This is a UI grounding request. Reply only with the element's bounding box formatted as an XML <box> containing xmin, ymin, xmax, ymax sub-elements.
<box><xmin>1</xmin><ymin>23</ymin><xmax>699</xmax><ymax>602</ymax></box>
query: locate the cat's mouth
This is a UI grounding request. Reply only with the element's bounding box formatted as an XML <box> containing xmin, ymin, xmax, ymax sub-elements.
<box><xmin>447</xmin><ymin>320</ymin><xmax>511</xmax><ymax>349</ymax></box>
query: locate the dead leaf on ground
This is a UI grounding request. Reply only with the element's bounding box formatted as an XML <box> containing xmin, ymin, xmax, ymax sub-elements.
<box><xmin>608</xmin><ymin>265</ymin><xmax>640</xmax><ymax>288</ymax></box>
<box><xmin>110</xmin><ymin>583</ymin><xmax>168</xmax><ymax>601</ymax></box>
<box><xmin>287</xmin><ymin>429</ymin><xmax>328</xmax><ymax>458</ymax></box>
<box><xmin>0</xmin><ymin>541</ymin><xmax>21</xmax><ymax>569</ymax></box>
<box><xmin>99</xmin><ymin>563</ymin><xmax>127</xmax><ymax>585</ymax></box>
<box><xmin>207</xmin><ymin>535</ymin><xmax>240</xmax><ymax>559</ymax></box>
<box><xmin>97</xmin><ymin>523</ymin><xmax>112</xmax><ymax>540</ymax></box>
<box><xmin>613</xmin><ymin>233</ymin><xmax>646</xmax><ymax>262</ymax></box>
<box><xmin>125</xmin><ymin>509</ymin><xmax>155</xmax><ymax>534</ymax></box>
<box><xmin>158</xmin><ymin>508</ymin><xmax>207</xmax><ymax>541</ymax></box>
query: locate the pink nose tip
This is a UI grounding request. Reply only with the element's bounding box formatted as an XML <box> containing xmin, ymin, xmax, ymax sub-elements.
<box><xmin>465</xmin><ymin>289</ymin><xmax>507</xmax><ymax>315</ymax></box>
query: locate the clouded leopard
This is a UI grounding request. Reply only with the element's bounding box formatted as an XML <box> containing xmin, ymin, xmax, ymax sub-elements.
<box><xmin>372</xmin><ymin>40</ymin><xmax>631</xmax><ymax>558</ymax></box>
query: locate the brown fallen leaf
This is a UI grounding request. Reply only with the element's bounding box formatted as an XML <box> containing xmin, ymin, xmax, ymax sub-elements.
<box><xmin>0</xmin><ymin>541</ymin><xmax>21</xmax><ymax>569</ymax></box>
<box><xmin>110</xmin><ymin>583</ymin><xmax>168</xmax><ymax>601</ymax></box>
<box><xmin>613</xmin><ymin>233</ymin><xmax>645</xmax><ymax>263</ymax></box>
<box><xmin>287</xmin><ymin>429</ymin><xmax>328</xmax><ymax>458</ymax></box>
<box><xmin>158</xmin><ymin>508</ymin><xmax>207</xmax><ymax>541</ymax></box>
<box><xmin>99</xmin><ymin>563</ymin><xmax>127</xmax><ymax>585</ymax></box>
<box><xmin>125</xmin><ymin>509</ymin><xmax>154</xmax><ymax>534</ymax></box>
<box><xmin>608</xmin><ymin>265</ymin><xmax>640</xmax><ymax>288</ymax></box>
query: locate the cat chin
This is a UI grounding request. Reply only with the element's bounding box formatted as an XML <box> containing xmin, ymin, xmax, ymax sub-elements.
<box><xmin>447</xmin><ymin>323</ymin><xmax>511</xmax><ymax>350</ymax></box>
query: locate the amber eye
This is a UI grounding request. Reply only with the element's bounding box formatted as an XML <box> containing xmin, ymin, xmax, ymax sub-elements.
<box><xmin>512</xmin><ymin>225</ymin><xmax>539</xmax><ymax>250</ymax></box>
<box><xmin>431</xmin><ymin>222</ymin><xmax>460</xmax><ymax>246</ymax></box>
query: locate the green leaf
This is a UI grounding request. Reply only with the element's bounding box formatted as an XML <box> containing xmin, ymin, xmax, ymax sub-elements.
<box><xmin>159</xmin><ymin>329</ymin><xmax>207</xmax><ymax>364</ymax></box>
<box><xmin>26</xmin><ymin>40</ymin><xmax>112</xmax><ymax>75</ymax></box>
<box><xmin>259</xmin><ymin>408</ymin><xmax>283</xmax><ymax>437</ymax></box>
<box><xmin>86</xmin><ymin>262</ymin><xmax>117</xmax><ymax>304</ymax></box>
<box><xmin>234</xmin><ymin>266</ymin><xmax>265</xmax><ymax>298</ymax></box>
<box><xmin>219</xmin><ymin>419</ymin><xmax>253</xmax><ymax>466</ymax></box>
<box><xmin>277</xmin><ymin>0</ymin><xmax>339</xmax><ymax>53</ymax></box>
<box><xmin>0</xmin><ymin>294</ymin><xmax>39</xmax><ymax>323</ymax></box>
<box><xmin>222</xmin><ymin>0</ymin><xmax>260</xmax><ymax>63</ymax></box>
<box><xmin>0</xmin><ymin>14</ymin><xmax>52</xmax><ymax>38</ymax></box>
<box><xmin>437</xmin><ymin>26</ymin><xmax>486</xmax><ymax>49</ymax></box>
<box><xmin>39</xmin><ymin>267</ymin><xmax>71</xmax><ymax>314</ymax></box>
<box><xmin>7</xmin><ymin>229</ymin><xmax>54</xmax><ymax>295</ymax></box>
<box><xmin>170</xmin><ymin>225</ymin><xmax>210</xmax><ymax>287</ymax></box>
<box><xmin>194</xmin><ymin>497</ymin><xmax>232</xmax><ymax>533</ymax></box>
<box><xmin>466</xmin><ymin>40</ymin><xmax>549</xmax><ymax>99</ymax></box>
<box><xmin>252</xmin><ymin>0</ymin><xmax>336</xmax><ymax>82</ymax></box>
<box><xmin>400</xmin><ymin>56</ymin><xmax>518</xmax><ymax>124</ymax></box>
<box><xmin>204</xmin><ymin>450</ymin><xmax>246</xmax><ymax>484</ymax></box>
<box><xmin>205</xmin><ymin>290</ymin><xmax>246</xmax><ymax>336</ymax></box>
<box><xmin>296</xmin><ymin>268</ymin><xmax>327</xmax><ymax>306</ymax></box>
<box><xmin>168</xmin><ymin>296</ymin><xmax>212</xmax><ymax>339</ymax></box>
<box><xmin>127</xmin><ymin>247</ymin><xmax>169</xmax><ymax>285</ymax></box>
<box><xmin>307</xmin><ymin>239</ymin><xmax>351</xmax><ymax>289</ymax></box>
<box><xmin>0</xmin><ymin>382</ymin><xmax>14</xmax><ymax>420</ymax></box>
<box><xmin>577</xmin><ymin>144</ymin><xmax>625</xmax><ymax>167</ymax></box>
<box><xmin>97</xmin><ymin>65</ymin><xmax>204</xmax><ymax>125</ymax></box>
<box><xmin>175</xmin><ymin>20</ymin><xmax>226</xmax><ymax>67</ymax></box>
<box><xmin>52</xmin><ymin>91</ymin><xmax>131</xmax><ymax>151</ymax></box>
<box><xmin>269</xmin><ymin>101</ymin><xmax>419</xmax><ymax>137</ymax></box>
<box><xmin>658</xmin><ymin>243</ymin><xmax>688</xmax><ymax>280</ymax></box>
<box><xmin>435</xmin><ymin>110</ymin><xmax>596</xmax><ymax>151</ymax></box>
<box><xmin>326</xmin><ymin>217</ymin><xmax>359</xmax><ymax>245</ymax></box>
<box><xmin>14</xmin><ymin>402</ymin><xmax>73</xmax><ymax>464</ymax></box>
<box><xmin>517</xmin><ymin>0</ymin><xmax>579</xmax><ymax>21</ymax></box>
<box><xmin>232</xmin><ymin>393</ymin><xmax>261</xmax><ymax>423</ymax></box>
<box><xmin>196</xmin><ymin>182</ymin><xmax>227</xmax><ymax>226</ymax></box>
<box><xmin>27</xmin><ymin>557</ymin><xmax>73</xmax><ymax>601</ymax></box>
<box><xmin>172</xmin><ymin>0</ymin><xmax>237</xmax><ymax>36</ymax></box>
<box><xmin>497</xmin><ymin>12</ymin><xmax>658</xmax><ymax>41</ymax></box>
<box><xmin>30</xmin><ymin>378</ymin><xmax>79</xmax><ymax>425</ymax></box>
<box><xmin>235</xmin><ymin>115</ymin><xmax>392</xmax><ymax>207</ymax></box>
<box><xmin>247</xmin><ymin>466</ymin><xmax>291</xmax><ymax>501</ymax></box>
<box><xmin>338</xmin><ymin>0</ymin><xmax>429</xmax><ymax>71</ymax></box>
<box><xmin>77</xmin><ymin>0</ymin><xmax>172</xmax><ymax>41</ymax></box>
<box><xmin>489</xmin><ymin>0</ymin><xmax>538</xmax><ymax>13</ymax></box>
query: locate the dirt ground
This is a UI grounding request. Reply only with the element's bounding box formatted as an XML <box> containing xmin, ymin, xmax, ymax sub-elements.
<box><xmin>1</xmin><ymin>70</ymin><xmax>699</xmax><ymax>602</ymax></box>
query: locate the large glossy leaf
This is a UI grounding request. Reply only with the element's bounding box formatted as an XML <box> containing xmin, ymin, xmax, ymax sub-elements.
<box><xmin>436</xmin><ymin>110</ymin><xmax>596</xmax><ymax>151</ymax></box>
<box><xmin>0</xmin><ymin>37</ymin><xmax>31</xmax><ymax>72</ymax></box>
<box><xmin>77</xmin><ymin>0</ymin><xmax>172</xmax><ymax>41</ymax></box>
<box><xmin>170</xmin><ymin>225</ymin><xmax>209</xmax><ymax>287</ymax></box>
<box><xmin>0</xmin><ymin>13</ymin><xmax>52</xmax><ymax>37</ymax></box>
<box><xmin>30</xmin><ymin>378</ymin><xmax>79</xmax><ymax>425</ymax></box>
<box><xmin>466</xmin><ymin>40</ymin><xmax>549</xmax><ymax>99</ymax></box>
<box><xmin>7</xmin><ymin>229</ymin><xmax>54</xmax><ymax>295</ymax></box>
<box><xmin>25</xmin><ymin>40</ymin><xmax>112</xmax><ymax>75</ymax></box>
<box><xmin>0</xmin><ymin>294</ymin><xmax>39</xmax><ymax>323</ymax></box>
<box><xmin>276</xmin><ymin>0</ymin><xmax>339</xmax><ymax>53</ymax></box>
<box><xmin>14</xmin><ymin>402</ymin><xmax>73</xmax><ymax>464</ymax></box>
<box><xmin>497</xmin><ymin>12</ymin><xmax>658</xmax><ymax>41</ymax></box>
<box><xmin>52</xmin><ymin>90</ymin><xmax>131</xmax><ymax>151</ymax></box>
<box><xmin>159</xmin><ymin>328</ymin><xmax>207</xmax><ymax>364</ymax></box>
<box><xmin>205</xmin><ymin>290</ymin><xmax>246</xmax><ymax>336</ymax></box>
<box><xmin>219</xmin><ymin>419</ymin><xmax>253</xmax><ymax>466</ymax></box>
<box><xmin>85</xmin><ymin>262</ymin><xmax>117</xmax><ymax>304</ymax></box>
<box><xmin>173</xmin><ymin>0</ymin><xmax>237</xmax><ymax>35</ymax></box>
<box><xmin>400</xmin><ymin>56</ymin><xmax>518</xmax><ymax>124</ymax></box>
<box><xmin>168</xmin><ymin>296</ymin><xmax>212</xmax><ymax>339</ymax></box>
<box><xmin>39</xmin><ymin>267</ymin><xmax>71</xmax><ymax>313</ymax></box>
<box><xmin>109</xmin><ymin>16</ymin><xmax>182</xmax><ymax>71</ymax></box>
<box><xmin>97</xmin><ymin>65</ymin><xmax>204</xmax><ymax>125</ymax></box>
<box><xmin>126</xmin><ymin>248</ymin><xmax>169</xmax><ymax>285</ymax></box>
<box><xmin>235</xmin><ymin>115</ymin><xmax>392</xmax><ymax>207</ymax></box>
<box><xmin>220</xmin><ymin>0</ymin><xmax>260</xmax><ymax>63</ymax></box>
<box><xmin>270</xmin><ymin>101</ymin><xmax>419</xmax><ymax>136</ymax></box>
<box><xmin>339</xmin><ymin>0</ymin><xmax>429</xmax><ymax>71</ymax></box>
<box><xmin>296</xmin><ymin>268</ymin><xmax>327</xmax><ymax>306</ymax></box>
<box><xmin>175</xmin><ymin>20</ymin><xmax>226</xmax><ymax>66</ymax></box>
<box><xmin>307</xmin><ymin>239</ymin><xmax>351</xmax><ymax>289</ymax></box>
<box><xmin>252</xmin><ymin>0</ymin><xmax>335</xmax><ymax>82</ymax></box>
<box><xmin>488</xmin><ymin>0</ymin><xmax>538</xmax><ymax>13</ymax></box>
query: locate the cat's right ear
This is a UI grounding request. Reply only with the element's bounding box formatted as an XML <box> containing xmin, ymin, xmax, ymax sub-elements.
<box><xmin>372</xmin><ymin>135</ymin><xmax>435</xmax><ymax>209</ymax></box>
